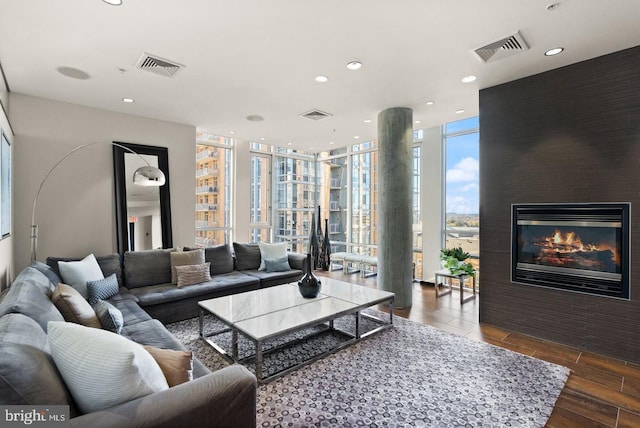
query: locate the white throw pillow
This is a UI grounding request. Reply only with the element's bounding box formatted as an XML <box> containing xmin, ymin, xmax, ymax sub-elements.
<box><xmin>58</xmin><ymin>254</ymin><xmax>104</xmax><ymax>298</ymax></box>
<box><xmin>47</xmin><ymin>321</ymin><xmax>169</xmax><ymax>414</ymax></box>
<box><xmin>258</xmin><ymin>242</ymin><xmax>288</xmax><ymax>271</ymax></box>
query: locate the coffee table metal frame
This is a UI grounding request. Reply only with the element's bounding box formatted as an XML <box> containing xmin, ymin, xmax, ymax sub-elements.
<box><xmin>198</xmin><ymin>280</ymin><xmax>394</xmax><ymax>383</ymax></box>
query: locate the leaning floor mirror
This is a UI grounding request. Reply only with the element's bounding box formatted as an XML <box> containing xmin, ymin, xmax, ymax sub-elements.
<box><xmin>113</xmin><ymin>142</ymin><xmax>173</xmax><ymax>254</ymax></box>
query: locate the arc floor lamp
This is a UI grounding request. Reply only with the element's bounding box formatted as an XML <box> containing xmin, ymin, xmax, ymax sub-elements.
<box><xmin>30</xmin><ymin>141</ymin><xmax>166</xmax><ymax>262</ymax></box>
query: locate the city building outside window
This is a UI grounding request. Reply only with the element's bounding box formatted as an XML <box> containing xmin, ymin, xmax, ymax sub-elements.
<box><xmin>195</xmin><ymin>132</ymin><xmax>233</xmax><ymax>247</ymax></box>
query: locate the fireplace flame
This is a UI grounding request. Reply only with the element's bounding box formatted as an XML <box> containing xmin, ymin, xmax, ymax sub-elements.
<box><xmin>542</xmin><ymin>229</ymin><xmax>619</xmax><ymax>266</ymax></box>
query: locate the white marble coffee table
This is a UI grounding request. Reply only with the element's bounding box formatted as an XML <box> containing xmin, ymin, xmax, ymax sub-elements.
<box><xmin>198</xmin><ymin>278</ymin><xmax>394</xmax><ymax>382</ymax></box>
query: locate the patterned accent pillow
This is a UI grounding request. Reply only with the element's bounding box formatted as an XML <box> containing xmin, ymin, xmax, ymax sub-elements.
<box><xmin>86</xmin><ymin>273</ymin><xmax>119</xmax><ymax>306</ymax></box>
<box><xmin>93</xmin><ymin>300</ymin><xmax>124</xmax><ymax>334</ymax></box>
<box><xmin>175</xmin><ymin>263</ymin><xmax>211</xmax><ymax>288</ymax></box>
<box><xmin>143</xmin><ymin>346</ymin><xmax>193</xmax><ymax>387</ymax></box>
<box><xmin>265</xmin><ymin>256</ymin><xmax>291</xmax><ymax>272</ymax></box>
<box><xmin>47</xmin><ymin>321</ymin><xmax>169</xmax><ymax>414</ymax></box>
<box><xmin>52</xmin><ymin>283</ymin><xmax>102</xmax><ymax>329</ymax></box>
<box><xmin>170</xmin><ymin>249</ymin><xmax>205</xmax><ymax>284</ymax></box>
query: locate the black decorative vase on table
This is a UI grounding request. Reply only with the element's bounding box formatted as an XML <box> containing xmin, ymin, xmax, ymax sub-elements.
<box><xmin>308</xmin><ymin>212</ymin><xmax>319</xmax><ymax>270</ymax></box>
<box><xmin>320</xmin><ymin>218</ymin><xmax>331</xmax><ymax>271</ymax></box>
<box><xmin>298</xmin><ymin>253</ymin><xmax>322</xmax><ymax>298</ymax></box>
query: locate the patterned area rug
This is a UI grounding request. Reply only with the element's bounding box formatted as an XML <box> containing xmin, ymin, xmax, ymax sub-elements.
<box><xmin>167</xmin><ymin>311</ymin><xmax>569</xmax><ymax>427</ymax></box>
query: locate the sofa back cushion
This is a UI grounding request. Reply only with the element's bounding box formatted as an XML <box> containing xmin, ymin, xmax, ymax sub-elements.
<box><xmin>29</xmin><ymin>261</ymin><xmax>62</xmax><ymax>289</ymax></box>
<box><xmin>46</xmin><ymin>254</ymin><xmax>123</xmax><ymax>287</ymax></box>
<box><xmin>0</xmin><ymin>272</ymin><xmax>64</xmax><ymax>332</ymax></box>
<box><xmin>124</xmin><ymin>249</ymin><xmax>173</xmax><ymax>289</ymax></box>
<box><xmin>233</xmin><ymin>242</ymin><xmax>262</xmax><ymax>271</ymax></box>
<box><xmin>185</xmin><ymin>244</ymin><xmax>234</xmax><ymax>275</ymax></box>
<box><xmin>0</xmin><ymin>314</ymin><xmax>75</xmax><ymax>411</ymax></box>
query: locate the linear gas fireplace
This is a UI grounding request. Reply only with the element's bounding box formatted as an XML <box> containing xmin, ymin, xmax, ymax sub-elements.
<box><xmin>512</xmin><ymin>203</ymin><xmax>630</xmax><ymax>299</ymax></box>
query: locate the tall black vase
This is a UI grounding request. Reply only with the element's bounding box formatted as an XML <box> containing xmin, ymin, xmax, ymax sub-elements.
<box><xmin>320</xmin><ymin>218</ymin><xmax>331</xmax><ymax>270</ymax></box>
<box><xmin>308</xmin><ymin>211</ymin><xmax>319</xmax><ymax>270</ymax></box>
<box><xmin>298</xmin><ymin>253</ymin><xmax>321</xmax><ymax>298</ymax></box>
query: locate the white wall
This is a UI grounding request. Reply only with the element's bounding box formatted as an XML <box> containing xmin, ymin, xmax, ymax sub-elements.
<box><xmin>10</xmin><ymin>93</ymin><xmax>196</xmax><ymax>271</ymax></box>
<box><xmin>421</xmin><ymin>126</ymin><xmax>444</xmax><ymax>281</ymax></box>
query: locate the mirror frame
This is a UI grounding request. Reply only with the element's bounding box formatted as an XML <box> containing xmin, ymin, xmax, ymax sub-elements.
<box><xmin>113</xmin><ymin>142</ymin><xmax>173</xmax><ymax>254</ymax></box>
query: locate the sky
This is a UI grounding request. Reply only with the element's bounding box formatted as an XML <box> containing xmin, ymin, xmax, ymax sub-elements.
<box><xmin>445</xmin><ymin>117</ymin><xmax>479</xmax><ymax>215</ymax></box>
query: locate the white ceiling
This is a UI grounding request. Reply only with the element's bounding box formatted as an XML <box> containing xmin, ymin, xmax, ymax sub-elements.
<box><xmin>1</xmin><ymin>0</ymin><xmax>639</xmax><ymax>152</ymax></box>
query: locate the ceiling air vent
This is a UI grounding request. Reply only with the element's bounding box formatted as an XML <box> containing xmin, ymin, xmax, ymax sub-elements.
<box><xmin>300</xmin><ymin>110</ymin><xmax>333</xmax><ymax>121</ymax></box>
<box><xmin>473</xmin><ymin>32</ymin><xmax>529</xmax><ymax>63</ymax></box>
<box><xmin>135</xmin><ymin>53</ymin><xmax>184</xmax><ymax>77</ymax></box>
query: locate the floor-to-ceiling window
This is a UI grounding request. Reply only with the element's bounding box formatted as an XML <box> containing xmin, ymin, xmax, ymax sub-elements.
<box><xmin>318</xmin><ymin>148</ymin><xmax>348</xmax><ymax>253</ymax></box>
<box><xmin>273</xmin><ymin>148</ymin><xmax>316</xmax><ymax>253</ymax></box>
<box><xmin>249</xmin><ymin>142</ymin><xmax>271</xmax><ymax>243</ymax></box>
<box><xmin>195</xmin><ymin>132</ymin><xmax>233</xmax><ymax>246</ymax></box>
<box><xmin>350</xmin><ymin>141</ymin><xmax>378</xmax><ymax>256</ymax></box>
<box><xmin>412</xmin><ymin>129</ymin><xmax>423</xmax><ymax>279</ymax></box>
<box><xmin>443</xmin><ymin>117</ymin><xmax>480</xmax><ymax>284</ymax></box>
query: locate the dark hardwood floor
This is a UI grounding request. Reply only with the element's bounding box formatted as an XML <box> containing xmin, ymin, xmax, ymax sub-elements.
<box><xmin>315</xmin><ymin>270</ymin><xmax>640</xmax><ymax>428</ymax></box>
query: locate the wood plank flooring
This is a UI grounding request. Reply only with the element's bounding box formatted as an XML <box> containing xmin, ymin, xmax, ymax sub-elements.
<box><xmin>315</xmin><ymin>270</ymin><xmax>640</xmax><ymax>427</ymax></box>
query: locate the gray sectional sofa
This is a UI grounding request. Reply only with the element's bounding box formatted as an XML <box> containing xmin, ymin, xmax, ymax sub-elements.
<box><xmin>0</xmin><ymin>243</ymin><xmax>306</xmax><ymax>427</ymax></box>
<box><xmin>47</xmin><ymin>243</ymin><xmax>306</xmax><ymax>324</ymax></box>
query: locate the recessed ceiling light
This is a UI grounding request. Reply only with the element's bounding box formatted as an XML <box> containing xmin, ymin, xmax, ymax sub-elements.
<box><xmin>246</xmin><ymin>114</ymin><xmax>264</xmax><ymax>122</ymax></box>
<box><xmin>353</xmin><ymin>136</ymin><xmax>360</xmax><ymax>139</ymax></box>
<box><xmin>415</xmin><ymin>120</ymin><xmax>422</xmax><ymax>124</ymax></box>
<box><xmin>329</xmin><ymin>142</ymin><xmax>334</xmax><ymax>145</ymax></box>
<box><xmin>121</xmin><ymin>97</ymin><xmax>135</xmax><ymax>103</ymax></box>
<box><xmin>461</xmin><ymin>75</ymin><xmax>477</xmax><ymax>83</ymax></box>
<box><xmin>364</xmin><ymin>119</ymin><xmax>372</xmax><ymax>123</ymax></box>
<box><xmin>287</xmin><ymin>142</ymin><xmax>292</xmax><ymax>146</ymax></box>
<box><xmin>425</xmin><ymin>101</ymin><xmax>435</xmax><ymax>106</ymax></box>
<box><xmin>455</xmin><ymin>109</ymin><xmax>465</xmax><ymax>114</ymax></box>
<box><xmin>229</xmin><ymin>131</ymin><xmax>236</xmax><ymax>134</ymax></box>
<box><xmin>546</xmin><ymin>2</ymin><xmax>560</xmax><ymax>11</ymax></box>
<box><xmin>545</xmin><ymin>47</ymin><xmax>564</xmax><ymax>56</ymax></box>
<box><xmin>56</xmin><ymin>66</ymin><xmax>91</xmax><ymax>80</ymax></box>
<box><xmin>315</xmin><ymin>75</ymin><xmax>329</xmax><ymax>83</ymax></box>
<box><xmin>260</xmin><ymin>137</ymin><xmax>266</xmax><ymax>141</ymax></box>
<box><xmin>346</xmin><ymin>61</ymin><xmax>362</xmax><ymax>70</ymax></box>
<box><xmin>102</xmin><ymin>0</ymin><xmax>122</xmax><ymax>5</ymax></box>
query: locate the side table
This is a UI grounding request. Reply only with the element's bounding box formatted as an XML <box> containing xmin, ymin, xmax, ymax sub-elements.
<box><xmin>434</xmin><ymin>269</ymin><xmax>476</xmax><ymax>304</ymax></box>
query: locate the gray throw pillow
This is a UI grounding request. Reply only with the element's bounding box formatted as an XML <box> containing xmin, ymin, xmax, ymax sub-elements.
<box><xmin>265</xmin><ymin>256</ymin><xmax>291</xmax><ymax>272</ymax></box>
<box><xmin>93</xmin><ymin>300</ymin><xmax>124</xmax><ymax>334</ymax></box>
<box><xmin>233</xmin><ymin>242</ymin><xmax>261</xmax><ymax>271</ymax></box>
<box><xmin>86</xmin><ymin>273</ymin><xmax>120</xmax><ymax>306</ymax></box>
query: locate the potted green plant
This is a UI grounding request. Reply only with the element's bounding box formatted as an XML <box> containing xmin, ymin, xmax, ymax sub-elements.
<box><xmin>440</xmin><ymin>246</ymin><xmax>475</xmax><ymax>276</ymax></box>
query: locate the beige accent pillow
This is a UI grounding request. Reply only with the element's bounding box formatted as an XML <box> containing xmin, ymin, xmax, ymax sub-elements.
<box><xmin>143</xmin><ymin>345</ymin><xmax>193</xmax><ymax>387</ymax></box>
<box><xmin>175</xmin><ymin>263</ymin><xmax>211</xmax><ymax>287</ymax></box>
<box><xmin>170</xmin><ymin>249</ymin><xmax>205</xmax><ymax>284</ymax></box>
<box><xmin>52</xmin><ymin>283</ymin><xmax>102</xmax><ymax>329</ymax></box>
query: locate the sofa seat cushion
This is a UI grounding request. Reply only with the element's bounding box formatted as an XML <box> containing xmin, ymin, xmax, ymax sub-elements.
<box><xmin>0</xmin><ymin>314</ymin><xmax>75</xmax><ymax>411</ymax></box>
<box><xmin>120</xmin><ymin>319</ymin><xmax>209</xmax><ymax>379</ymax></box>
<box><xmin>0</xmin><ymin>277</ymin><xmax>64</xmax><ymax>332</ymax></box>
<box><xmin>128</xmin><ymin>272</ymin><xmax>260</xmax><ymax>307</ymax></box>
<box><xmin>241</xmin><ymin>268</ymin><xmax>303</xmax><ymax>288</ymax></box>
<box><xmin>107</xmin><ymin>298</ymin><xmax>153</xmax><ymax>326</ymax></box>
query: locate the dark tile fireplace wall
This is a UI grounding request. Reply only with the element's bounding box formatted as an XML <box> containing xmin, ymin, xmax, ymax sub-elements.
<box><xmin>479</xmin><ymin>45</ymin><xmax>640</xmax><ymax>363</ymax></box>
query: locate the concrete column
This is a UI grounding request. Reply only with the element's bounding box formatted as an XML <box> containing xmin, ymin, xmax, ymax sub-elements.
<box><xmin>377</xmin><ymin>107</ymin><xmax>413</xmax><ymax>308</ymax></box>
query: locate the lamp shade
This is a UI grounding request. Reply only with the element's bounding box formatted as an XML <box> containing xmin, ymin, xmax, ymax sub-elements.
<box><xmin>133</xmin><ymin>165</ymin><xmax>166</xmax><ymax>186</ymax></box>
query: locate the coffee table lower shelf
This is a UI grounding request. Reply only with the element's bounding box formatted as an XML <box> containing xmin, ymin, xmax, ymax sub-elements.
<box><xmin>199</xmin><ymin>306</ymin><xmax>393</xmax><ymax>383</ymax></box>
